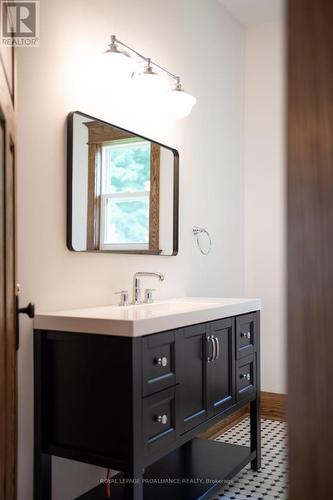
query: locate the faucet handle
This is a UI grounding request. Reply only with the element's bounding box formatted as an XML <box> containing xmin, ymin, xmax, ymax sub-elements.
<box><xmin>115</xmin><ymin>290</ymin><xmax>129</xmax><ymax>307</ymax></box>
<box><xmin>144</xmin><ymin>288</ymin><xmax>157</xmax><ymax>304</ymax></box>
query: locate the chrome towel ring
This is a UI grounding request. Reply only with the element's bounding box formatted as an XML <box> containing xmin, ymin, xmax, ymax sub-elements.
<box><xmin>193</xmin><ymin>226</ymin><xmax>212</xmax><ymax>255</ymax></box>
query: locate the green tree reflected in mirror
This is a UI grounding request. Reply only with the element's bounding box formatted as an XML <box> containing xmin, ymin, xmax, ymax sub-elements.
<box><xmin>103</xmin><ymin>141</ymin><xmax>151</xmax><ymax>245</ymax></box>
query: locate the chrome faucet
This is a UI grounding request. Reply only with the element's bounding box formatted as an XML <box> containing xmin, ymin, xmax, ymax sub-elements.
<box><xmin>132</xmin><ymin>272</ymin><xmax>165</xmax><ymax>305</ymax></box>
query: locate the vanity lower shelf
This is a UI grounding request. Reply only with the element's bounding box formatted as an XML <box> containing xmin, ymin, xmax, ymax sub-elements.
<box><xmin>75</xmin><ymin>438</ymin><xmax>255</xmax><ymax>500</ymax></box>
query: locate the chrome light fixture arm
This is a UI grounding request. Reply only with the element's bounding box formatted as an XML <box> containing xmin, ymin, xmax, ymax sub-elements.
<box><xmin>110</xmin><ymin>35</ymin><xmax>181</xmax><ymax>84</ymax></box>
<box><xmin>107</xmin><ymin>35</ymin><xmax>197</xmax><ymax>118</ymax></box>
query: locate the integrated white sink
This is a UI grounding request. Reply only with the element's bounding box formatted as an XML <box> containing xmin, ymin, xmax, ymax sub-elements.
<box><xmin>34</xmin><ymin>297</ymin><xmax>261</xmax><ymax>337</ymax></box>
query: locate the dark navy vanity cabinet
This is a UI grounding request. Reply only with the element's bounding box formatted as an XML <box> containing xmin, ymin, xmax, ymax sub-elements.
<box><xmin>34</xmin><ymin>312</ymin><xmax>260</xmax><ymax>500</ymax></box>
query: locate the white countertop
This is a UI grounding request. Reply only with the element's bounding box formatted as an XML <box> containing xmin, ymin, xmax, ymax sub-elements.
<box><xmin>33</xmin><ymin>297</ymin><xmax>261</xmax><ymax>337</ymax></box>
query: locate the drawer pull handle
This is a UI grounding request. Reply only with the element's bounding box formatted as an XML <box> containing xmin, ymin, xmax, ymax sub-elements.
<box><xmin>240</xmin><ymin>373</ymin><xmax>251</xmax><ymax>381</ymax></box>
<box><xmin>241</xmin><ymin>332</ymin><xmax>251</xmax><ymax>340</ymax></box>
<box><xmin>155</xmin><ymin>356</ymin><xmax>168</xmax><ymax>367</ymax></box>
<box><xmin>155</xmin><ymin>414</ymin><xmax>168</xmax><ymax>425</ymax></box>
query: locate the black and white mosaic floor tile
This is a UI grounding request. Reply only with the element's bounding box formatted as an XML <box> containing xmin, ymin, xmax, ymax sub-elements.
<box><xmin>213</xmin><ymin>418</ymin><xmax>288</xmax><ymax>500</ymax></box>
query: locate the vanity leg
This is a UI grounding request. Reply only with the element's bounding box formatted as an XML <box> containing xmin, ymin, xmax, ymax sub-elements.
<box><xmin>250</xmin><ymin>396</ymin><xmax>261</xmax><ymax>471</ymax></box>
<box><xmin>123</xmin><ymin>466</ymin><xmax>143</xmax><ymax>500</ymax></box>
<box><xmin>34</xmin><ymin>330</ymin><xmax>52</xmax><ymax>500</ymax></box>
<box><xmin>34</xmin><ymin>452</ymin><xmax>51</xmax><ymax>500</ymax></box>
<box><xmin>251</xmin><ymin>313</ymin><xmax>261</xmax><ymax>471</ymax></box>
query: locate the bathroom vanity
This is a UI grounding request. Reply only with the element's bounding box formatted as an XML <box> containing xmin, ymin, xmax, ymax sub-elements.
<box><xmin>33</xmin><ymin>298</ymin><xmax>261</xmax><ymax>500</ymax></box>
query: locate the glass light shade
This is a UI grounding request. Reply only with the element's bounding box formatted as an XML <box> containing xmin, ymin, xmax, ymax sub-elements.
<box><xmin>164</xmin><ymin>88</ymin><xmax>197</xmax><ymax>119</ymax></box>
<box><xmin>132</xmin><ymin>69</ymin><xmax>170</xmax><ymax>98</ymax></box>
<box><xmin>105</xmin><ymin>50</ymin><xmax>135</xmax><ymax>78</ymax></box>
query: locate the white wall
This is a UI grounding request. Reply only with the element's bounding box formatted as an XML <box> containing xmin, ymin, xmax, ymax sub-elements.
<box><xmin>243</xmin><ymin>21</ymin><xmax>286</xmax><ymax>393</ymax></box>
<box><xmin>16</xmin><ymin>1</ymin><xmax>245</xmax><ymax>498</ymax></box>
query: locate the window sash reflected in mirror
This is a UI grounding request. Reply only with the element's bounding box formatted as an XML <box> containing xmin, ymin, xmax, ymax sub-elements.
<box><xmin>100</xmin><ymin>139</ymin><xmax>154</xmax><ymax>251</ymax></box>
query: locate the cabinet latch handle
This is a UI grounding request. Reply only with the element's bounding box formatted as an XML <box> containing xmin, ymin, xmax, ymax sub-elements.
<box><xmin>207</xmin><ymin>336</ymin><xmax>216</xmax><ymax>363</ymax></box>
<box><xmin>214</xmin><ymin>336</ymin><xmax>220</xmax><ymax>361</ymax></box>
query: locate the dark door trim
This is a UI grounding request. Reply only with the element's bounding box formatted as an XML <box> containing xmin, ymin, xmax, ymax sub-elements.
<box><xmin>288</xmin><ymin>0</ymin><xmax>333</xmax><ymax>498</ymax></box>
<box><xmin>0</xmin><ymin>44</ymin><xmax>17</xmax><ymax>500</ymax></box>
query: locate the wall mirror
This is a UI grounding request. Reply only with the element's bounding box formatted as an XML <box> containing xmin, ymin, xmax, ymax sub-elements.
<box><xmin>67</xmin><ymin>111</ymin><xmax>179</xmax><ymax>255</ymax></box>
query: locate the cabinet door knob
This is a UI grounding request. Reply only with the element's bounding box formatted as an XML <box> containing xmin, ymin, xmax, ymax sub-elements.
<box><xmin>156</xmin><ymin>414</ymin><xmax>168</xmax><ymax>425</ymax></box>
<box><xmin>155</xmin><ymin>356</ymin><xmax>168</xmax><ymax>367</ymax></box>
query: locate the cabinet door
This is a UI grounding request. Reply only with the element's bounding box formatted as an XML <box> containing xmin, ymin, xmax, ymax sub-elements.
<box><xmin>207</xmin><ymin>318</ymin><xmax>235</xmax><ymax>415</ymax></box>
<box><xmin>179</xmin><ymin>323</ymin><xmax>209</xmax><ymax>433</ymax></box>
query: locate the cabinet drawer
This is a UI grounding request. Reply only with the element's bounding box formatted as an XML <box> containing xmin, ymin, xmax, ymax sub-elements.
<box><xmin>236</xmin><ymin>354</ymin><xmax>256</xmax><ymax>401</ymax></box>
<box><xmin>236</xmin><ymin>313</ymin><xmax>257</xmax><ymax>359</ymax></box>
<box><xmin>142</xmin><ymin>330</ymin><xmax>180</xmax><ymax>396</ymax></box>
<box><xmin>143</xmin><ymin>387</ymin><xmax>178</xmax><ymax>456</ymax></box>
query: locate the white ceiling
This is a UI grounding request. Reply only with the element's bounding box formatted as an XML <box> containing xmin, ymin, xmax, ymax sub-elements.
<box><xmin>218</xmin><ymin>0</ymin><xmax>284</xmax><ymax>26</ymax></box>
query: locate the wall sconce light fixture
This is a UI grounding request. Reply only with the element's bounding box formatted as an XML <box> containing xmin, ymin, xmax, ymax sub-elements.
<box><xmin>105</xmin><ymin>35</ymin><xmax>197</xmax><ymax>119</ymax></box>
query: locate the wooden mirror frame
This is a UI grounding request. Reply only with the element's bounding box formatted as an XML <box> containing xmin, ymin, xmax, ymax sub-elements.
<box><xmin>66</xmin><ymin>111</ymin><xmax>179</xmax><ymax>256</ymax></box>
